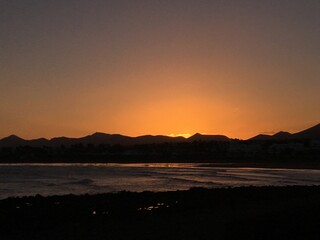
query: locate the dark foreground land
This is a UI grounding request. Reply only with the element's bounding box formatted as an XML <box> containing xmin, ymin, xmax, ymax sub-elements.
<box><xmin>1</xmin><ymin>186</ymin><xmax>320</xmax><ymax>240</ymax></box>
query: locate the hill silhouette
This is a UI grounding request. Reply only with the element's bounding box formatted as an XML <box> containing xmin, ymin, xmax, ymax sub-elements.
<box><xmin>249</xmin><ymin>123</ymin><xmax>320</xmax><ymax>141</ymax></box>
<box><xmin>249</xmin><ymin>134</ymin><xmax>272</xmax><ymax>141</ymax></box>
<box><xmin>293</xmin><ymin>123</ymin><xmax>320</xmax><ymax>139</ymax></box>
<box><xmin>0</xmin><ymin>123</ymin><xmax>319</xmax><ymax>148</ymax></box>
<box><xmin>0</xmin><ymin>133</ymin><xmax>189</xmax><ymax>148</ymax></box>
<box><xmin>0</xmin><ymin>135</ymin><xmax>27</xmax><ymax>147</ymax></box>
<box><xmin>188</xmin><ymin>133</ymin><xmax>230</xmax><ymax>142</ymax></box>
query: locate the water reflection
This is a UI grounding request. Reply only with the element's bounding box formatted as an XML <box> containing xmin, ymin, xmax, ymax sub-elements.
<box><xmin>0</xmin><ymin>163</ymin><xmax>320</xmax><ymax>199</ymax></box>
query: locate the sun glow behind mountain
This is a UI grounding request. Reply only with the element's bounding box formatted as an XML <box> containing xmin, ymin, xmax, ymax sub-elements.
<box><xmin>168</xmin><ymin>133</ymin><xmax>192</xmax><ymax>138</ymax></box>
<box><xmin>0</xmin><ymin>1</ymin><xmax>319</xmax><ymax>139</ymax></box>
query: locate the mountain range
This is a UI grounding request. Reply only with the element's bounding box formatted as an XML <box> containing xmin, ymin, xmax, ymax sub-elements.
<box><xmin>0</xmin><ymin>123</ymin><xmax>319</xmax><ymax>147</ymax></box>
<box><xmin>249</xmin><ymin>123</ymin><xmax>320</xmax><ymax>141</ymax></box>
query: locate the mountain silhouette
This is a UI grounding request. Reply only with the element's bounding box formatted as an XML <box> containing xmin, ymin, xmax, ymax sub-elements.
<box><xmin>81</xmin><ymin>133</ymin><xmax>132</xmax><ymax>145</ymax></box>
<box><xmin>50</xmin><ymin>136</ymin><xmax>80</xmax><ymax>146</ymax></box>
<box><xmin>188</xmin><ymin>133</ymin><xmax>230</xmax><ymax>142</ymax></box>
<box><xmin>0</xmin><ymin>135</ymin><xmax>50</xmax><ymax>147</ymax></box>
<box><xmin>0</xmin><ymin>135</ymin><xmax>27</xmax><ymax>147</ymax></box>
<box><xmin>29</xmin><ymin>138</ymin><xmax>50</xmax><ymax>146</ymax></box>
<box><xmin>250</xmin><ymin>123</ymin><xmax>320</xmax><ymax>141</ymax></box>
<box><xmin>48</xmin><ymin>133</ymin><xmax>185</xmax><ymax>146</ymax></box>
<box><xmin>1</xmin><ymin>123</ymin><xmax>319</xmax><ymax>147</ymax></box>
<box><xmin>0</xmin><ymin>133</ymin><xmax>188</xmax><ymax>147</ymax></box>
<box><xmin>133</xmin><ymin>135</ymin><xmax>185</xmax><ymax>144</ymax></box>
<box><xmin>293</xmin><ymin>123</ymin><xmax>320</xmax><ymax>139</ymax></box>
<box><xmin>272</xmin><ymin>131</ymin><xmax>292</xmax><ymax>140</ymax></box>
<box><xmin>249</xmin><ymin>134</ymin><xmax>272</xmax><ymax>141</ymax></box>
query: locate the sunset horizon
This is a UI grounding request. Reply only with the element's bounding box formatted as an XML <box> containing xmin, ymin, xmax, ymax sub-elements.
<box><xmin>1</xmin><ymin>1</ymin><xmax>319</xmax><ymax>141</ymax></box>
<box><xmin>1</xmin><ymin>121</ymin><xmax>319</xmax><ymax>141</ymax></box>
<box><xmin>1</xmin><ymin>2</ymin><xmax>320</xmax><ymax>239</ymax></box>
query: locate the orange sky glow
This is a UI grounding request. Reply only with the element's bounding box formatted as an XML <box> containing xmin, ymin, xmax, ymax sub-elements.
<box><xmin>0</xmin><ymin>1</ymin><xmax>319</xmax><ymax>140</ymax></box>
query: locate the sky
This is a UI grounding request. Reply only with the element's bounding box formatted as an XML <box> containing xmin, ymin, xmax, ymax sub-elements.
<box><xmin>0</xmin><ymin>0</ymin><xmax>319</xmax><ymax>139</ymax></box>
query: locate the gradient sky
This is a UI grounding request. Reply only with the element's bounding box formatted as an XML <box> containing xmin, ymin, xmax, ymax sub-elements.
<box><xmin>0</xmin><ymin>0</ymin><xmax>319</xmax><ymax>139</ymax></box>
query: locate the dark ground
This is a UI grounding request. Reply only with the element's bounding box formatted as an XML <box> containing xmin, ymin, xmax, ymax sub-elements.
<box><xmin>1</xmin><ymin>186</ymin><xmax>320</xmax><ymax>240</ymax></box>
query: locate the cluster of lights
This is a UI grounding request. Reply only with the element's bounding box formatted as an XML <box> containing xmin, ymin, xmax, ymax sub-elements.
<box><xmin>138</xmin><ymin>202</ymin><xmax>170</xmax><ymax>211</ymax></box>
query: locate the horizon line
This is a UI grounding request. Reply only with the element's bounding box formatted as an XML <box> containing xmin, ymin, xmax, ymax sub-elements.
<box><xmin>1</xmin><ymin>122</ymin><xmax>319</xmax><ymax>142</ymax></box>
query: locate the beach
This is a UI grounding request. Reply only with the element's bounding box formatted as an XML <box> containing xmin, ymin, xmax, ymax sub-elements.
<box><xmin>1</xmin><ymin>163</ymin><xmax>320</xmax><ymax>199</ymax></box>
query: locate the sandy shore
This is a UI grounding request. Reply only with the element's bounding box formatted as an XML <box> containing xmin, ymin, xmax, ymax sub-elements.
<box><xmin>1</xmin><ymin>186</ymin><xmax>320</xmax><ymax>240</ymax></box>
<box><xmin>196</xmin><ymin>161</ymin><xmax>320</xmax><ymax>170</ymax></box>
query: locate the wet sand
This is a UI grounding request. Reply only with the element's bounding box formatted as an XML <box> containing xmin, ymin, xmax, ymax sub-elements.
<box><xmin>197</xmin><ymin>161</ymin><xmax>320</xmax><ymax>170</ymax></box>
<box><xmin>1</xmin><ymin>186</ymin><xmax>320</xmax><ymax>240</ymax></box>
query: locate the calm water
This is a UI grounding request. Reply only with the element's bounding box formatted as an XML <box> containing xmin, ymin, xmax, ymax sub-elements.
<box><xmin>0</xmin><ymin>163</ymin><xmax>320</xmax><ymax>199</ymax></box>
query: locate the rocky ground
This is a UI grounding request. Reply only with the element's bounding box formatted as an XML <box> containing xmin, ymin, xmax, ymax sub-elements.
<box><xmin>1</xmin><ymin>186</ymin><xmax>320</xmax><ymax>240</ymax></box>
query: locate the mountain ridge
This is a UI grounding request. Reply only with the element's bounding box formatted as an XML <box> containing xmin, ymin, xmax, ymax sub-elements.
<box><xmin>249</xmin><ymin>123</ymin><xmax>320</xmax><ymax>141</ymax></box>
<box><xmin>1</xmin><ymin>123</ymin><xmax>319</xmax><ymax>147</ymax></box>
<box><xmin>0</xmin><ymin>132</ymin><xmax>229</xmax><ymax>147</ymax></box>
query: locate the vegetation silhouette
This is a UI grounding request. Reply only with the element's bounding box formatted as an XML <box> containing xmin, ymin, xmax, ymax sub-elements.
<box><xmin>0</xmin><ymin>139</ymin><xmax>319</xmax><ymax>166</ymax></box>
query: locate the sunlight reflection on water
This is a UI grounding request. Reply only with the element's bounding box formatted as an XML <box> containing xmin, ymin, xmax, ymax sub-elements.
<box><xmin>0</xmin><ymin>163</ymin><xmax>320</xmax><ymax>199</ymax></box>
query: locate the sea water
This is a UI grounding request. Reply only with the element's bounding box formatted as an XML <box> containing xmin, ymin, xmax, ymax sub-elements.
<box><xmin>0</xmin><ymin>163</ymin><xmax>319</xmax><ymax>199</ymax></box>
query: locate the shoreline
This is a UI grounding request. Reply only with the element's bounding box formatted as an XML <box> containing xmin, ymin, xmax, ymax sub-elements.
<box><xmin>1</xmin><ymin>161</ymin><xmax>320</xmax><ymax>170</ymax></box>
